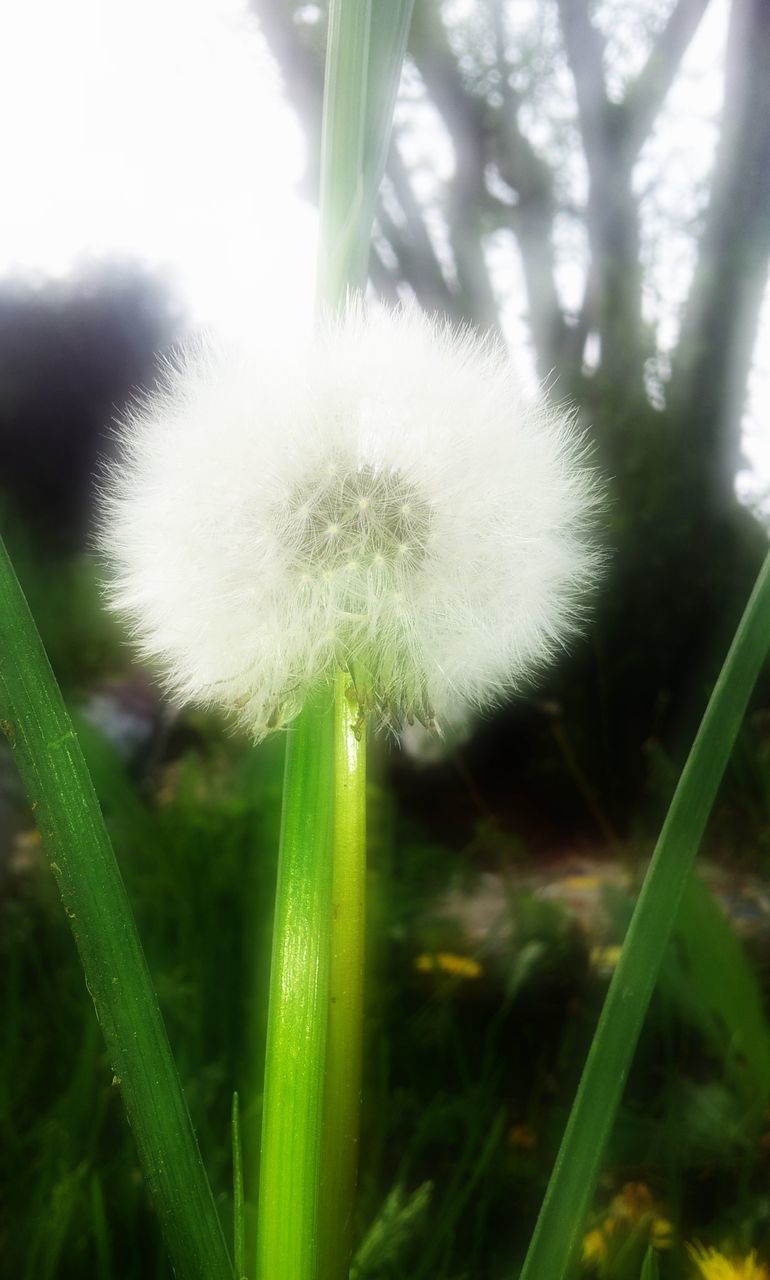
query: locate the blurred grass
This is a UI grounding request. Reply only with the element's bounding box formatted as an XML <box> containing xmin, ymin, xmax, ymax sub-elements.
<box><xmin>3</xmin><ymin>547</ymin><xmax>770</xmax><ymax>1277</ymax></box>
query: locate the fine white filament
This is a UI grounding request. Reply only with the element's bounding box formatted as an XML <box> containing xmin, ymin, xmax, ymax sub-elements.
<box><xmin>98</xmin><ymin>303</ymin><xmax>603</xmax><ymax>739</ymax></box>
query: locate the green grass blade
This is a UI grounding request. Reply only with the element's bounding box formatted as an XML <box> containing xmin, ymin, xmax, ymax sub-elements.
<box><xmin>317</xmin><ymin>0</ymin><xmax>415</xmax><ymax>306</ymax></box>
<box><xmin>0</xmin><ymin>535</ymin><xmax>233</xmax><ymax>1280</ymax></box>
<box><xmin>232</xmin><ymin>1092</ymin><xmax>247</xmax><ymax>1280</ymax></box>
<box><xmin>665</xmin><ymin>875</ymin><xmax>770</xmax><ymax>1114</ymax></box>
<box><xmin>519</xmin><ymin>548</ymin><xmax>770</xmax><ymax>1280</ymax></box>
<box><xmin>317</xmin><ymin>0</ymin><xmax>371</xmax><ymax>303</ymax></box>
<box><xmin>255</xmin><ymin>688</ymin><xmax>335</xmax><ymax>1280</ymax></box>
<box><xmin>363</xmin><ymin>1</ymin><xmax>416</xmax><ymax>210</ymax></box>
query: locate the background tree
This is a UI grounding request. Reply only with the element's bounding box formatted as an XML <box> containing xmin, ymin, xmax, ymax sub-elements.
<box><xmin>253</xmin><ymin>0</ymin><xmax>770</xmax><ymax>823</ymax></box>
<box><xmin>0</xmin><ymin>266</ymin><xmax>180</xmax><ymax>548</ymax></box>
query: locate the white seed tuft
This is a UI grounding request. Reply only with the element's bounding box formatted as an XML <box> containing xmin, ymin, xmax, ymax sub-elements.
<box><xmin>96</xmin><ymin>302</ymin><xmax>604</xmax><ymax>739</ymax></box>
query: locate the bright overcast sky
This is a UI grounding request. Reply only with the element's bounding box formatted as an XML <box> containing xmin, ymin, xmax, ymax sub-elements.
<box><xmin>1</xmin><ymin>0</ymin><xmax>768</xmax><ymax>514</ymax></box>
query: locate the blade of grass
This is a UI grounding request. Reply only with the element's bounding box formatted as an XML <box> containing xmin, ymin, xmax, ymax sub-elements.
<box><xmin>0</xmin><ymin>534</ymin><xmax>233</xmax><ymax>1280</ymax></box>
<box><xmin>316</xmin><ymin>0</ymin><xmax>372</xmax><ymax>305</ymax></box>
<box><xmin>317</xmin><ymin>0</ymin><xmax>415</xmax><ymax>306</ymax></box>
<box><xmin>232</xmin><ymin>1092</ymin><xmax>247</xmax><ymax>1280</ymax></box>
<box><xmin>519</xmin><ymin>548</ymin><xmax>770</xmax><ymax>1280</ymax></box>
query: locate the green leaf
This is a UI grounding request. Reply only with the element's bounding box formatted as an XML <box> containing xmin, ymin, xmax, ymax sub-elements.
<box><xmin>519</xmin><ymin>549</ymin><xmax>770</xmax><ymax>1280</ymax></box>
<box><xmin>317</xmin><ymin>0</ymin><xmax>415</xmax><ymax>305</ymax></box>
<box><xmin>232</xmin><ymin>1092</ymin><xmax>247</xmax><ymax>1280</ymax></box>
<box><xmin>350</xmin><ymin>1181</ymin><xmax>433</xmax><ymax>1278</ymax></box>
<box><xmin>664</xmin><ymin>875</ymin><xmax>770</xmax><ymax>1115</ymax></box>
<box><xmin>0</xmin><ymin>532</ymin><xmax>233</xmax><ymax>1280</ymax></box>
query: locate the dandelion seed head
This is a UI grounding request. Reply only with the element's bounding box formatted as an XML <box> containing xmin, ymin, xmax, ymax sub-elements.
<box><xmin>97</xmin><ymin>301</ymin><xmax>604</xmax><ymax>739</ymax></box>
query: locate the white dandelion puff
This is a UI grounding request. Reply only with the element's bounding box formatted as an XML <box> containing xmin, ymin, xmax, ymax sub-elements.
<box><xmin>97</xmin><ymin>302</ymin><xmax>603</xmax><ymax>739</ymax></box>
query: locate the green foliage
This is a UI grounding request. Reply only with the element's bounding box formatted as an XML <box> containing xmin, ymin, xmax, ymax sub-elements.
<box><xmin>521</xmin><ymin>551</ymin><xmax>770</xmax><ymax>1280</ymax></box>
<box><xmin>0</xmin><ymin>535</ymin><xmax>233</xmax><ymax>1280</ymax></box>
<box><xmin>6</xmin><ymin>715</ymin><xmax>770</xmax><ymax>1276</ymax></box>
<box><xmin>1</xmin><ymin>727</ymin><xmax>283</xmax><ymax>1279</ymax></box>
<box><xmin>664</xmin><ymin>877</ymin><xmax>770</xmax><ymax>1119</ymax></box>
<box><xmin>350</xmin><ymin>1181</ymin><xmax>433</xmax><ymax>1278</ymax></box>
<box><xmin>3</xmin><ymin>551</ymin><xmax>770</xmax><ymax>1279</ymax></box>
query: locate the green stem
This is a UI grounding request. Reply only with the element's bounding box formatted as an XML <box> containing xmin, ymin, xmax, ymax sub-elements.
<box><xmin>256</xmin><ymin>688</ymin><xmax>335</xmax><ymax>1280</ymax></box>
<box><xmin>520</xmin><ymin>548</ymin><xmax>770</xmax><ymax>1280</ymax></box>
<box><xmin>317</xmin><ymin>0</ymin><xmax>373</xmax><ymax>307</ymax></box>
<box><xmin>0</xmin><ymin>537</ymin><xmax>233</xmax><ymax>1280</ymax></box>
<box><xmin>316</xmin><ymin>0</ymin><xmax>416</xmax><ymax>309</ymax></box>
<box><xmin>318</xmin><ymin>670</ymin><xmax>368</xmax><ymax>1280</ymax></box>
<box><xmin>255</xmin><ymin>5</ymin><xmax>412</xmax><ymax>1275</ymax></box>
<box><xmin>232</xmin><ymin>1092</ymin><xmax>246</xmax><ymax>1280</ymax></box>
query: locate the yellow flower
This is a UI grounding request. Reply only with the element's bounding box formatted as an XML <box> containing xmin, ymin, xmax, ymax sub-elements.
<box><xmin>590</xmin><ymin>944</ymin><xmax>623</xmax><ymax>972</ymax></box>
<box><xmin>414</xmin><ymin>952</ymin><xmax>482</xmax><ymax>979</ymax></box>
<box><xmin>611</xmin><ymin>1182</ymin><xmax>654</xmax><ymax>1219</ymax></box>
<box><xmin>605</xmin><ymin>1183</ymin><xmax>673</xmax><ymax>1251</ymax></box>
<box><xmin>651</xmin><ymin>1216</ymin><xmax>674</xmax><ymax>1250</ymax></box>
<box><xmin>582</xmin><ymin>1226</ymin><xmax>610</xmax><ymax>1265</ymax></box>
<box><xmin>688</xmin><ymin>1242</ymin><xmax>770</xmax><ymax>1279</ymax></box>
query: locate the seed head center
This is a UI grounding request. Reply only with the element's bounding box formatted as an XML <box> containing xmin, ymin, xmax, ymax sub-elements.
<box><xmin>285</xmin><ymin>460</ymin><xmax>431</xmax><ymax>581</ymax></box>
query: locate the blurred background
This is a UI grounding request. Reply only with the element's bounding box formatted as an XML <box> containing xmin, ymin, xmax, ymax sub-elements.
<box><xmin>2</xmin><ymin>1</ymin><xmax>770</xmax><ymax>1276</ymax></box>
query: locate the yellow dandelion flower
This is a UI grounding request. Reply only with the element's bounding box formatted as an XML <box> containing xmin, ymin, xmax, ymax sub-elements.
<box><xmin>611</xmin><ymin>1181</ymin><xmax>654</xmax><ymax>1220</ymax></box>
<box><xmin>688</xmin><ymin>1242</ymin><xmax>770</xmax><ymax>1279</ymax></box>
<box><xmin>605</xmin><ymin>1183</ymin><xmax>674</xmax><ymax>1251</ymax></box>
<box><xmin>414</xmin><ymin>952</ymin><xmax>482</xmax><ymax>979</ymax></box>
<box><xmin>562</xmin><ymin>874</ymin><xmax>604</xmax><ymax>892</ymax></box>
<box><xmin>590</xmin><ymin>944</ymin><xmax>623</xmax><ymax>971</ymax></box>
<box><xmin>582</xmin><ymin>1226</ymin><xmax>610</xmax><ymax>1266</ymax></box>
<box><xmin>651</xmin><ymin>1216</ymin><xmax>674</xmax><ymax>1250</ymax></box>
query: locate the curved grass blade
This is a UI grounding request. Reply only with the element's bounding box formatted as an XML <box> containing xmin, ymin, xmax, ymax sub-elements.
<box><xmin>0</xmin><ymin>535</ymin><xmax>233</xmax><ymax>1280</ymax></box>
<box><xmin>519</xmin><ymin>548</ymin><xmax>770</xmax><ymax>1280</ymax></box>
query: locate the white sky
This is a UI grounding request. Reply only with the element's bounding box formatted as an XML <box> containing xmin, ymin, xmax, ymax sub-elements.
<box><xmin>1</xmin><ymin>0</ymin><xmax>767</xmax><ymax>514</ymax></box>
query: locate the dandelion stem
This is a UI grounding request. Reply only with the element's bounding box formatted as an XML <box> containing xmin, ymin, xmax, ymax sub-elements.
<box><xmin>318</xmin><ymin>669</ymin><xmax>368</xmax><ymax>1280</ymax></box>
<box><xmin>254</xmin><ymin>5</ymin><xmax>414</xmax><ymax>1277</ymax></box>
<box><xmin>256</xmin><ymin>688</ymin><xmax>334</xmax><ymax>1280</ymax></box>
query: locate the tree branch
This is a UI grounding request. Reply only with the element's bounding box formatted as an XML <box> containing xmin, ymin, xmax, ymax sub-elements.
<box><xmin>623</xmin><ymin>0</ymin><xmax>712</xmax><ymax>160</ymax></box>
<box><xmin>554</xmin><ymin>0</ymin><xmax>610</xmax><ymax>164</ymax></box>
<box><xmin>407</xmin><ymin>4</ymin><xmax>503</xmax><ymax>331</ymax></box>
<box><xmin>555</xmin><ymin>0</ymin><xmax>647</xmax><ymax>394</ymax></box>
<box><xmin>669</xmin><ymin>0</ymin><xmax>770</xmax><ymax>499</ymax></box>
<box><xmin>384</xmin><ymin>145</ymin><xmax>456</xmax><ymax>312</ymax></box>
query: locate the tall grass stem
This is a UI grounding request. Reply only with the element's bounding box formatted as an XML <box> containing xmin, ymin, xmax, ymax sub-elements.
<box><xmin>317</xmin><ymin>0</ymin><xmax>415</xmax><ymax>307</ymax></box>
<box><xmin>0</xmin><ymin>536</ymin><xmax>233</xmax><ymax>1280</ymax></box>
<box><xmin>232</xmin><ymin>1092</ymin><xmax>246</xmax><ymax>1280</ymax></box>
<box><xmin>519</xmin><ymin>547</ymin><xmax>770</xmax><ymax>1280</ymax></box>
